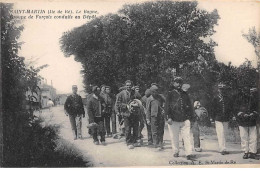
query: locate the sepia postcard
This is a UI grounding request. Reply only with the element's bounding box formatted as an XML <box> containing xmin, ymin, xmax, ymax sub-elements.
<box><xmin>0</xmin><ymin>0</ymin><xmax>260</xmax><ymax>168</ymax></box>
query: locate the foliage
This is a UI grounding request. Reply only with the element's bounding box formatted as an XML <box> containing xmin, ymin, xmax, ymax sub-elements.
<box><xmin>60</xmin><ymin>1</ymin><xmax>220</xmax><ymax>93</ymax></box>
<box><xmin>1</xmin><ymin>3</ymin><xmax>88</xmax><ymax>167</ymax></box>
<box><xmin>60</xmin><ymin>1</ymin><xmax>258</xmax><ymax>127</ymax></box>
<box><xmin>242</xmin><ymin>27</ymin><xmax>260</xmax><ymax>61</ymax></box>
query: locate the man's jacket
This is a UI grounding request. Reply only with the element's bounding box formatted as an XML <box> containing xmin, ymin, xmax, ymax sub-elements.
<box><xmin>146</xmin><ymin>95</ymin><xmax>165</xmax><ymax>122</ymax></box>
<box><xmin>86</xmin><ymin>94</ymin><xmax>105</xmax><ymax>123</ymax></box>
<box><xmin>235</xmin><ymin>91</ymin><xmax>258</xmax><ymax>127</ymax></box>
<box><xmin>115</xmin><ymin>90</ymin><xmax>132</xmax><ymax>115</ymax></box>
<box><xmin>165</xmin><ymin>89</ymin><xmax>193</xmax><ymax>122</ymax></box>
<box><xmin>211</xmin><ymin>92</ymin><xmax>234</xmax><ymax>122</ymax></box>
<box><xmin>64</xmin><ymin>94</ymin><xmax>85</xmax><ymax>116</ymax></box>
<box><xmin>100</xmin><ymin>92</ymin><xmax>113</xmax><ymax>114</ymax></box>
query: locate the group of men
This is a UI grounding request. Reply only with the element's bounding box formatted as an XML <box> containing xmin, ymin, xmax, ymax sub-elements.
<box><xmin>64</xmin><ymin>77</ymin><xmax>259</xmax><ymax>161</ymax></box>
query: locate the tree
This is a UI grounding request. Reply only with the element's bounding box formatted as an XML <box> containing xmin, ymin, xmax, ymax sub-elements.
<box><xmin>1</xmin><ymin>4</ymin><xmax>88</xmax><ymax>167</ymax></box>
<box><xmin>60</xmin><ymin>1</ymin><xmax>220</xmax><ymax>93</ymax></box>
<box><xmin>243</xmin><ymin>27</ymin><xmax>260</xmax><ymax>68</ymax></box>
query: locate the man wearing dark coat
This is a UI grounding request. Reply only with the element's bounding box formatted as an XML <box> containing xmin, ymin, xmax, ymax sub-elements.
<box><xmin>146</xmin><ymin>85</ymin><xmax>165</xmax><ymax>150</ymax></box>
<box><xmin>211</xmin><ymin>83</ymin><xmax>234</xmax><ymax>155</ymax></box>
<box><xmin>64</xmin><ymin>85</ymin><xmax>85</xmax><ymax>140</ymax></box>
<box><xmin>165</xmin><ymin>77</ymin><xmax>194</xmax><ymax>160</ymax></box>
<box><xmin>87</xmin><ymin>86</ymin><xmax>106</xmax><ymax>145</ymax></box>
<box><xmin>234</xmin><ymin>87</ymin><xmax>259</xmax><ymax>159</ymax></box>
<box><xmin>141</xmin><ymin>89</ymin><xmax>153</xmax><ymax>145</ymax></box>
<box><xmin>115</xmin><ymin>80</ymin><xmax>139</xmax><ymax>149</ymax></box>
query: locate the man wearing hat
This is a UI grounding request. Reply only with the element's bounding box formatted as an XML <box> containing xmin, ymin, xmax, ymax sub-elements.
<box><xmin>233</xmin><ymin>87</ymin><xmax>259</xmax><ymax>159</ymax></box>
<box><xmin>64</xmin><ymin>85</ymin><xmax>85</xmax><ymax>140</ymax></box>
<box><xmin>211</xmin><ymin>83</ymin><xmax>234</xmax><ymax>155</ymax></box>
<box><xmin>141</xmin><ymin>89</ymin><xmax>153</xmax><ymax>145</ymax></box>
<box><xmin>165</xmin><ymin>77</ymin><xmax>195</xmax><ymax>160</ymax></box>
<box><xmin>115</xmin><ymin>80</ymin><xmax>139</xmax><ymax>149</ymax></box>
<box><xmin>100</xmin><ymin>85</ymin><xmax>113</xmax><ymax>137</ymax></box>
<box><xmin>113</xmin><ymin>86</ymin><xmax>126</xmax><ymax>139</ymax></box>
<box><xmin>87</xmin><ymin>86</ymin><xmax>106</xmax><ymax>145</ymax></box>
<box><xmin>146</xmin><ymin>85</ymin><xmax>165</xmax><ymax>150</ymax></box>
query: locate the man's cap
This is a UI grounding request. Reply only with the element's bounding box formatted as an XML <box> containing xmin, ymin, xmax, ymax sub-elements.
<box><xmin>134</xmin><ymin>85</ymin><xmax>139</xmax><ymax>89</ymax></box>
<box><xmin>173</xmin><ymin>77</ymin><xmax>183</xmax><ymax>83</ymax></box>
<box><xmin>125</xmin><ymin>80</ymin><xmax>132</xmax><ymax>85</ymax></box>
<box><xmin>105</xmin><ymin>85</ymin><xmax>111</xmax><ymax>89</ymax></box>
<box><xmin>119</xmin><ymin>86</ymin><xmax>125</xmax><ymax>91</ymax></box>
<box><xmin>101</xmin><ymin>84</ymin><xmax>106</xmax><ymax>88</ymax></box>
<box><xmin>72</xmin><ymin>85</ymin><xmax>78</xmax><ymax>89</ymax></box>
<box><xmin>92</xmin><ymin>86</ymin><xmax>99</xmax><ymax>92</ymax></box>
<box><xmin>150</xmin><ymin>85</ymin><xmax>159</xmax><ymax>92</ymax></box>
<box><xmin>151</xmin><ymin>83</ymin><xmax>158</xmax><ymax>87</ymax></box>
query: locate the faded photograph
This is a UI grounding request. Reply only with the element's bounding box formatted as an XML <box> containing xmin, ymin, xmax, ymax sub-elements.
<box><xmin>0</xmin><ymin>0</ymin><xmax>260</xmax><ymax>167</ymax></box>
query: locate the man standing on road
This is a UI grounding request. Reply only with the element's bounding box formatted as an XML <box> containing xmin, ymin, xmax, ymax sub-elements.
<box><xmin>64</xmin><ymin>85</ymin><xmax>85</xmax><ymax>140</ymax></box>
<box><xmin>114</xmin><ymin>86</ymin><xmax>126</xmax><ymax>139</ymax></box>
<box><xmin>116</xmin><ymin>80</ymin><xmax>139</xmax><ymax>149</ymax></box>
<box><xmin>165</xmin><ymin>77</ymin><xmax>195</xmax><ymax>160</ymax></box>
<box><xmin>87</xmin><ymin>86</ymin><xmax>106</xmax><ymax>145</ymax></box>
<box><xmin>234</xmin><ymin>87</ymin><xmax>259</xmax><ymax>159</ymax></box>
<box><xmin>141</xmin><ymin>89</ymin><xmax>153</xmax><ymax>145</ymax></box>
<box><xmin>146</xmin><ymin>85</ymin><xmax>165</xmax><ymax>151</ymax></box>
<box><xmin>100</xmin><ymin>85</ymin><xmax>113</xmax><ymax>137</ymax></box>
<box><xmin>211</xmin><ymin>83</ymin><xmax>233</xmax><ymax>155</ymax></box>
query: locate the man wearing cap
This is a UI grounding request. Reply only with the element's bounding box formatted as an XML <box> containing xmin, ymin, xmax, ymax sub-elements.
<box><xmin>114</xmin><ymin>86</ymin><xmax>126</xmax><ymax>139</ymax></box>
<box><xmin>165</xmin><ymin>77</ymin><xmax>195</xmax><ymax>160</ymax></box>
<box><xmin>132</xmin><ymin>85</ymin><xmax>144</xmax><ymax>144</ymax></box>
<box><xmin>64</xmin><ymin>85</ymin><xmax>85</xmax><ymax>140</ymax></box>
<box><xmin>100</xmin><ymin>85</ymin><xmax>113</xmax><ymax>137</ymax></box>
<box><xmin>87</xmin><ymin>86</ymin><xmax>106</xmax><ymax>145</ymax></box>
<box><xmin>234</xmin><ymin>87</ymin><xmax>259</xmax><ymax>159</ymax></box>
<box><xmin>141</xmin><ymin>89</ymin><xmax>153</xmax><ymax>145</ymax></box>
<box><xmin>115</xmin><ymin>80</ymin><xmax>139</xmax><ymax>149</ymax></box>
<box><xmin>146</xmin><ymin>85</ymin><xmax>165</xmax><ymax>150</ymax></box>
<box><xmin>211</xmin><ymin>83</ymin><xmax>234</xmax><ymax>155</ymax></box>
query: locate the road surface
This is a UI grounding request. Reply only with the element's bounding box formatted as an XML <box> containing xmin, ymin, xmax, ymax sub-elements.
<box><xmin>40</xmin><ymin>106</ymin><xmax>260</xmax><ymax>167</ymax></box>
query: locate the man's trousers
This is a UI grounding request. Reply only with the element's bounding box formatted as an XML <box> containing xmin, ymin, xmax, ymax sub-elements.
<box><xmin>103</xmin><ymin>112</ymin><xmax>112</xmax><ymax>135</ymax></box>
<box><xmin>239</xmin><ymin>126</ymin><xmax>257</xmax><ymax>153</ymax></box>
<box><xmin>69</xmin><ymin>115</ymin><xmax>82</xmax><ymax>139</ymax></box>
<box><xmin>124</xmin><ymin>114</ymin><xmax>139</xmax><ymax>145</ymax></box>
<box><xmin>151</xmin><ymin>116</ymin><xmax>165</xmax><ymax>146</ymax></box>
<box><xmin>93</xmin><ymin>117</ymin><xmax>106</xmax><ymax>142</ymax></box>
<box><xmin>138</xmin><ymin>115</ymin><xmax>144</xmax><ymax>140</ymax></box>
<box><xmin>111</xmin><ymin>111</ymin><xmax>117</xmax><ymax>134</ymax></box>
<box><xmin>191</xmin><ymin>121</ymin><xmax>200</xmax><ymax>148</ymax></box>
<box><xmin>215</xmin><ymin>121</ymin><xmax>228</xmax><ymax>152</ymax></box>
<box><xmin>168</xmin><ymin>120</ymin><xmax>192</xmax><ymax>156</ymax></box>
<box><xmin>257</xmin><ymin>120</ymin><xmax>260</xmax><ymax>153</ymax></box>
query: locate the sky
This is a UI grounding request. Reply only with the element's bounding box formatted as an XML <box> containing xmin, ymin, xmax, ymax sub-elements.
<box><xmin>15</xmin><ymin>0</ymin><xmax>260</xmax><ymax>94</ymax></box>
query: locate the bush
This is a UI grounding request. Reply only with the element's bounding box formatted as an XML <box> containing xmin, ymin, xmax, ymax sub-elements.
<box><xmin>1</xmin><ymin>3</ymin><xmax>91</xmax><ymax>167</ymax></box>
<box><xmin>4</xmin><ymin>115</ymin><xmax>90</xmax><ymax>167</ymax></box>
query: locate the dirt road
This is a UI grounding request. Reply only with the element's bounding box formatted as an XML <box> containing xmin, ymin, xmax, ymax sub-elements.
<box><xmin>41</xmin><ymin>106</ymin><xmax>260</xmax><ymax>167</ymax></box>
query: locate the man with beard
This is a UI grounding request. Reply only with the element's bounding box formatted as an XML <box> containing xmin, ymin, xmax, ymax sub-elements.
<box><xmin>165</xmin><ymin>77</ymin><xmax>195</xmax><ymax>160</ymax></box>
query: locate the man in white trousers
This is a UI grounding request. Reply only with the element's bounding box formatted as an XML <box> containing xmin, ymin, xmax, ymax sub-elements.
<box><xmin>165</xmin><ymin>77</ymin><xmax>195</xmax><ymax>160</ymax></box>
<box><xmin>234</xmin><ymin>87</ymin><xmax>259</xmax><ymax>159</ymax></box>
<box><xmin>211</xmin><ymin>83</ymin><xmax>234</xmax><ymax>155</ymax></box>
